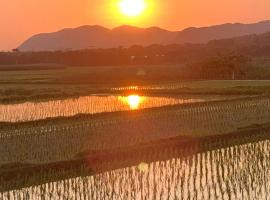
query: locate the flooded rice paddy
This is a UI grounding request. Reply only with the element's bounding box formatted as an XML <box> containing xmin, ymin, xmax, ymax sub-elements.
<box><xmin>0</xmin><ymin>94</ymin><xmax>235</xmax><ymax>122</ymax></box>
<box><xmin>1</xmin><ymin>138</ymin><xmax>269</xmax><ymax>200</ymax></box>
<box><xmin>0</xmin><ymin>91</ymin><xmax>268</xmax><ymax>200</ymax></box>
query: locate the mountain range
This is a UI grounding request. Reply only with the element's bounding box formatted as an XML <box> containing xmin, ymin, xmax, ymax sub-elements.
<box><xmin>18</xmin><ymin>20</ymin><xmax>270</xmax><ymax>51</ymax></box>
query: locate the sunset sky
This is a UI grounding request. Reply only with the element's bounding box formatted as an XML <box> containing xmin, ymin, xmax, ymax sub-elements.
<box><xmin>1</xmin><ymin>0</ymin><xmax>270</xmax><ymax>50</ymax></box>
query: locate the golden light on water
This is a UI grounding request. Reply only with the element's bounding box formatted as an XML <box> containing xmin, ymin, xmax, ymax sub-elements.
<box><xmin>138</xmin><ymin>162</ymin><xmax>149</xmax><ymax>172</ymax></box>
<box><xmin>118</xmin><ymin>95</ymin><xmax>144</xmax><ymax>110</ymax></box>
<box><xmin>127</xmin><ymin>95</ymin><xmax>141</xmax><ymax>109</ymax></box>
<box><xmin>118</xmin><ymin>0</ymin><xmax>146</xmax><ymax>17</ymax></box>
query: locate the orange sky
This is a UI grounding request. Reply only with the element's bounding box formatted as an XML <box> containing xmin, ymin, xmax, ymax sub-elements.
<box><xmin>1</xmin><ymin>0</ymin><xmax>270</xmax><ymax>50</ymax></box>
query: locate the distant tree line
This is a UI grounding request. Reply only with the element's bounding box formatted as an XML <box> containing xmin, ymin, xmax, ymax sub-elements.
<box><xmin>0</xmin><ymin>40</ymin><xmax>269</xmax><ymax>66</ymax></box>
<box><xmin>0</xmin><ymin>44</ymin><xmax>208</xmax><ymax>66</ymax></box>
<box><xmin>1</xmin><ymin>40</ymin><xmax>270</xmax><ymax>79</ymax></box>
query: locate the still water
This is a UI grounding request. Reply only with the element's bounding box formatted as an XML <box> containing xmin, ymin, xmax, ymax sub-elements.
<box><xmin>1</xmin><ymin>138</ymin><xmax>269</xmax><ymax>200</ymax></box>
<box><xmin>0</xmin><ymin>95</ymin><xmax>232</xmax><ymax>122</ymax></box>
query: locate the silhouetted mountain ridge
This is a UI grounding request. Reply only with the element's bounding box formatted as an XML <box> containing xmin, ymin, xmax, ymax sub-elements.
<box><xmin>18</xmin><ymin>20</ymin><xmax>270</xmax><ymax>51</ymax></box>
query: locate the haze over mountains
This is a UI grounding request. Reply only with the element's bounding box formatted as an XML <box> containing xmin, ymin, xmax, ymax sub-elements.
<box><xmin>18</xmin><ymin>20</ymin><xmax>270</xmax><ymax>51</ymax></box>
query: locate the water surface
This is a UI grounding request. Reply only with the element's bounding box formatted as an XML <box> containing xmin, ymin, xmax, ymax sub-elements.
<box><xmin>1</xmin><ymin>138</ymin><xmax>269</xmax><ymax>200</ymax></box>
<box><xmin>0</xmin><ymin>94</ymin><xmax>233</xmax><ymax>122</ymax></box>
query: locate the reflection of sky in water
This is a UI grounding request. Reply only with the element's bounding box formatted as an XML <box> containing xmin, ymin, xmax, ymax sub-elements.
<box><xmin>0</xmin><ymin>95</ymin><xmax>216</xmax><ymax>122</ymax></box>
<box><xmin>2</xmin><ymin>139</ymin><xmax>269</xmax><ymax>200</ymax></box>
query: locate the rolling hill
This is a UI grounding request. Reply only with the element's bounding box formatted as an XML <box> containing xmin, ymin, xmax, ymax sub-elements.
<box><xmin>18</xmin><ymin>20</ymin><xmax>270</xmax><ymax>51</ymax></box>
<box><xmin>18</xmin><ymin>21</ymin><xmax>270</xmax><ymax>51</ymax></box>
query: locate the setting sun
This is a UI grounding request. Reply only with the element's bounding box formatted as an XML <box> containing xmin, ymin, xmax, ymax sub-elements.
<box><xmin>119</xmin><ymin>0</ymin><xmax>146</xmax><ymax>17</ymax></box>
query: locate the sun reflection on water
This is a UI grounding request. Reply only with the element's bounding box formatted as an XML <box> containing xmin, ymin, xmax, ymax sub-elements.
<box><xmin>118</xmin><ymin>95</ymin><xmax>144</xmax><ymax>110</ymax></box>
